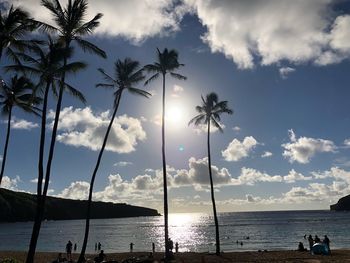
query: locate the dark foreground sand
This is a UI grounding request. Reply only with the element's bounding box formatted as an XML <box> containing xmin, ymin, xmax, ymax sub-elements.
<box><xmin>1</xmin><ymin>250</ymin><xmax>350</xmax><ymax>263</ymax></box>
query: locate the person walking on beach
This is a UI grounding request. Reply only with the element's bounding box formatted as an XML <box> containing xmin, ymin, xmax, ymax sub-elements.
<box><xmin>130</xmin><ymin>242</ymin><xmax>134</xmax><ymax>252</ymax></box>
<box><xmin>98</xmin><ymin>242</ymin><xmax>101</xmax><ymax>251</ymax></box>
<box><xmin>175</xmin><ymin>242</ymin><xmax>179</xmax><ymax>253</ymax></box>
<box><xmin>66</xmin><ymin>240</ymin><xmax>73</xmax><ymax>261</ymax></box>
<box><xmin>308</xmin><ymin>235</ymin><xmax>313</xmax><ymax>253</ymax></box>
<box><xmin>74</xmin><ymin>243</ymin><xmax>77</xmax><ymax>252</ymax></box>
<box><xmin>323</xmin><ymin>235</ymin><xmax>331</xmax><ymax>253</ymax></box>
<box><xmin>152</xmin><ymin>242</ymin><xmax>155</xmax><ymax>253</ymax></box>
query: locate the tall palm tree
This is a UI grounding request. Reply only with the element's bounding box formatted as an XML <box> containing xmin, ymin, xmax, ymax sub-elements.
<box><xmin>6</xmin><ymin>37</ymin><xmax>86</xmax><ymax>198</ymax></box>
<box><xmin>144</xmin><ymin>48</ymin><xmax>186</xmax><ymax>260</ymax></box>
<box><xmin>25</xmin><ymin>1</ymin><xmax>105</xmax><ymax>260</ymax></box>
<box><xmin>188</xmin><ymin>92</ymin><xmax>233</xmax><ymax>255</ymax></box>
<box><xmin>0</xmin><ymin>75</ymin><xmax>41</xmax><ymax>185</ymax></box>
<box><xmin>0</xmin><ymin>5</ymin><xmax>37</xmax><ymax>62</ymax></box>
<box><xmin>78</xmin><ymin>58</ymin><xmax>150</xmax><ymax>262</ymax></box>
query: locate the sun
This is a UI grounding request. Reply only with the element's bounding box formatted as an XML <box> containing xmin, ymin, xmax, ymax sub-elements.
<box><xmin>165</xmin><ymin>104</ymin><xmax>185</xmax><ymax>125</ymax></box>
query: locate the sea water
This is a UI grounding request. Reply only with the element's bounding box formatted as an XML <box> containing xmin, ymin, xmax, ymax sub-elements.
<box><xmin>0</xmin><ymin>210</ymin><xmax>350</xmax><ymax>253</ymax></box>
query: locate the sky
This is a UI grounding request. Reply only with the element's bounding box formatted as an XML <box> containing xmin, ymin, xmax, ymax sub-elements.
<box><xmin>1</xmin><ymin>0</ymin><xmax>350</xmax><ymax>213</ymax></box>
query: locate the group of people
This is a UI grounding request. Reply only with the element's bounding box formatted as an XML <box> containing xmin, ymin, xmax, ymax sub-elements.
<box><xmin>298</xmin><ymin>234</ymin><xmax>331</xmax><ymax>255</ymax></box>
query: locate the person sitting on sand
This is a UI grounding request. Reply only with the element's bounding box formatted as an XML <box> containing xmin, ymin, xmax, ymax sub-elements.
<box><xmin>308</xmin><ymin>235</ymin><xmax>313</xmax><ymax>253</ymax></box>
<box><xmin>314</xmin><ymin>235</ymin><xmax>321</xmax><ymax>243</ymax></box>
<box><xmin>297</xmin><ymin>242</ymin><xmax>307</xmax><ymax>252</ymax></box>
<box><xmin>94</xmin><ymin>249</ymin><xmax>106</xmax><ymax>263</ymax></box>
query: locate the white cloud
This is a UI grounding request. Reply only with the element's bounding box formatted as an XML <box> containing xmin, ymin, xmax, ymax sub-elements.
<box><xmin>283</xmin><ymin>169</ymin><xmax>312</xmax><ymax>183</ymax></box>
<box><xmin>1</xmin><ymin>118</ymin><xmax>39</xmax><ymax>130</ymax></box>
<box><xmin>4</xmin><ymin>0</ymin><xmax>187</xmax><ymax>44</ymax></box>
<box><xmin>261</xmin><ymin>151</ymin><xmax>273</xmax><ymax>158</ymax></box>
<box><xmin>171</xmin><ymin>84</ymin><xmax>184</xmax><ymax>98</ymax></box>
<box><xmin>282</xmin><ymin>129</ymin><xmax>336</xmax><ymax>164</ymax></box>
<box><xmin>344</xmin><ymin>139</ymin><xmax>350</xmax><ymax>147</ymax></box>
<box><xmin>232</xmin><ymin>126</ymin><xmax>241</xmax><ymax>132</ymax></box>
<box><xmin>184</xmin><ymin>0</ymin><xmax>350</xmax><ymax>68</ymax></box>
<box><xmin>1</xmin><ymin>175</ymin><xmax>20</xmax><ymax>190</ymax></box>
<box><xmin>222</xmin><ymin>136</ymin><xmax>258</xmax><ymax>161</ymax></box>
<box><xmin>49</xmin><ymin>107</ymin><xmax>146</xmax><ymax>153</ymax></box>
<box><xmin>58</xmin><ymin>181</ymin><xmax>90</xmax><ymax>200</ymax></box>
<box><xmin>192</xmin><ymin>122</ymin><xmax>225</xmax><ymax>134</ymax></box>
<box><xmin>279</xmin><ymin>67</ymin><xmax>295</xmax><ymax>79</ymax></box>
<box><xmin>232</xmin><ymin>167</ymin><xmax>282</xmax><ymax>185</ymax></box>
<box><xmin>114</xmin><ymin>161</ymin><xmax>133</xmax><ymax>167</ymax></box>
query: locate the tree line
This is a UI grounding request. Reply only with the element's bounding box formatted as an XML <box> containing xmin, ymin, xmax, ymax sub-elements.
<box><xmin>0</xmin><ymin>0</ymin><xmax>233</xmax><ymax>262</ymax></box>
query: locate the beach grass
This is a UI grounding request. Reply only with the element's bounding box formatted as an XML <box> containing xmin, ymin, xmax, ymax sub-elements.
<box><xmin>1</xmin><ymin>250</ymin><xmax>350</xmax><ymax>263</ymax></box>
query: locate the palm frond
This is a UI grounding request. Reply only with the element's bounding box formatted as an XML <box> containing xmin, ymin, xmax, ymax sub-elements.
<box><xmin>74</xmin><ymin>37</ymin><xmax>106</xmax><ymax>58</ymax></box>
<box><xmin>127</xmin><ymin>87</ymin><xmax>151</xmax><ymax>98</ymax></box>
<box><xmin>144</xmin><ymin>73</ymin><xmax>160</xmax><ymax>86</ymax></box>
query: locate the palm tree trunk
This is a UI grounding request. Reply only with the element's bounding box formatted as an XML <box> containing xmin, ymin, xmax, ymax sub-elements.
<box><xmin>78</xmin><ymin>92</ymin><xmax>122</xmax><ymax>263</ymax></box>
<box><xmin>162</xmin><ymin>73</ymin><xmax>170</xmax><ymax>261</ymax></box>
<box><xmin>207</xmin><ymin>120</ymin><xmax>220</xmax><ymax>255</ymax></box>
<box><xmin>0</xmin><ymin>106</ymin><xmax>12</xmax><ymax>185</ymax></box>
<box><xmin>26</xmin><ymin>49</ymin><xmax>69</xmax><ymax>263</ymax></box>
<box><xmin>26</xmin><ymin>82</ymin><xmax>50</xmax><ymax>263</ymax></box>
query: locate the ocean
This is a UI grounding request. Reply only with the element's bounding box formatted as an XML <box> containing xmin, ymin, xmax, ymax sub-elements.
<box><xmin>1</xmin><ymin>210</ymin><xmax>349</xmax><ymax>253</ymax></box>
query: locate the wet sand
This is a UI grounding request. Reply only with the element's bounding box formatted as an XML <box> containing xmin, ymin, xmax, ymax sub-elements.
<box><xmin>1</xmin><ymin>250</ymin><xmax>350</xmax><ymax>263</ymax></box>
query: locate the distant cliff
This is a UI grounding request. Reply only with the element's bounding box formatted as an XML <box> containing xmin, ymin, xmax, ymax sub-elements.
<box><xmin>330</xmin><ymin>194</ymin><xmax>350</xmax><ymax>211</ymax></box>
<box><xmin>0</xmin><ymin>188</ymin><xmax>160</xmax><ymax>222</ymax></box>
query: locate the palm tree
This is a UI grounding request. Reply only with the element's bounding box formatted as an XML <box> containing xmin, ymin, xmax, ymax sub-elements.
<box><xmin>188</xmin><ymin>92</ymin><xmax>233</xmax><ymax>255</ymax></box>
<box><xmin>25</xmin><ymin>0</ymin><xmax>105</xmax><ymax>260</ymax></box>
<box><xmin>6</xmin><ymin>37</ymin><xmax>86</xmax><ymax>198</ymax></box>
<box><xmin>144</xmin><ymin>48</ymin><xmax>186</xmax><ymax>260</ymax></box>
<box><xmin>78</xmin><ymin>58</ymin><xmax>150</xmax><ymax>262</ymax></box>
<box><xmin>0</xmin><ymin>75</ymin><xmax>41</xmax><ymax>185</ymax></box>
<box><xmin>0</xmin><ymin>5</ymin><xmax>37</xmax><ymax>62</ymax></box>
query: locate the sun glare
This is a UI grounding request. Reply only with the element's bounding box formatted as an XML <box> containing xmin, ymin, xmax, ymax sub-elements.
<box><xmin>166</xmin><ymin>105</ymin><xmax>183</xmax><ymax>124</ymax></box>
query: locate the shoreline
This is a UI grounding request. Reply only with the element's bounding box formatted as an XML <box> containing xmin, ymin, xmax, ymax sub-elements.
<box><xmin>1</xmin><ymin>250</ymin><xmax>350</xmax><ymax>262</ymax></box>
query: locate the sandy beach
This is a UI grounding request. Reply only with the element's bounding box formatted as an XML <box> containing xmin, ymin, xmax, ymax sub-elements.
<box><xmin>1</xmin><ymin>250</ymin><xmax>350</xmax><ymax>263</ymax></box>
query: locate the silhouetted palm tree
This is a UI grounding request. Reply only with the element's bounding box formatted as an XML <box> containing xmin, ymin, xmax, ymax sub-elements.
<box><xmin>78</xmin><ymin>58</ymin><xmax>150</xmax><ymax>262</ymax></box>
<box><xmin>144</xmin><ymin>48</ymin><xmax>186</xmax><ymax>260</ymax></box>
<box><xmin>0</xmin><ymin>5</ymin><xmax>37</xmax><ymax>62</ymax></box>
<box><xmin>6</xmin><ymin>36</ymin><xmax>86</xmax><ymax>201</ymax></box>
<box><xmin>26</xmin><ymin>0</ymin><xmax>105</xmax><ymax>261</ymax></box>
<box><xmin>0</xmin><ymin>75</ymin><xmax>41</xmax><ymax>185</ymax></box>
<box><xmin>188</xmin><ymin>92</ymin><xmax>233</xmax><ymax>255</ymax></box>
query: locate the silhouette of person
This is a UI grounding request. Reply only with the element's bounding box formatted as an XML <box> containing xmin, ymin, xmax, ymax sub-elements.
<box><xmin>94</xmin><ymin>249</ymin><xmax>106</xmax><ymax>263</ymax></box>
<box><xmin>65</xmin><ymin>240</ymin><xmax>73</xmax><ymax>261</ymax></box>
<box><xmin>308</xmin><ymin>235</ymin><xmax>314</xmax><ymax>253</ymax></box>
<box><xmin>130</xmin><ymin>242</ymin><xmax>134</xmax><ymax>252</ymax></box>
<box><xmin>74</xmin><ymin>243</ymin><xmax>77</xmax><ymax>251</ymax></box>
<box><xmin>315</xmin><ymin>235</ymin><xmax>321</xmax><ymax>243</ymax></box>
<box><xmin>95</xmin><ymin>242</ymin><xmax>97</xmax><ymax>251</ymax></box>
<box><xmin>240</xmin><ymin>241</ymin><xmax>243</xmax><ymax>246</ymax></box>
<box><xmin>152</xmin><ymin>242</ymin><xmax>155</xmax><ymax>253</ymax></box>
<box><xmin>98</xmin><ymin>242</ymin><xmax>101</xmax><ymax>251</ymax></box>
<box><xmin>175</xmin><ymin>242</ymin><xmax>179</xmax><ymax>253</ymax></box>
<box><xmin>168</xmin><ymin>238</ymin><xmax>174</xmax><ymax>252</ymax></box>
<box><xmin>298</xmin><ymin>242</ymin><xmax>306</xmax><ymax>251</ymax></box>
<box><xmin>323</xmin><ymin>235</ymin><xmax>330</xmax><ymax>253</ymax></box>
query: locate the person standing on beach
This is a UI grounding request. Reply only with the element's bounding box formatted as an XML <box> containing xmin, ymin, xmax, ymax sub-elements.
<box><xmin>130</xmin><ymin>242</ymin><xmax>134</xmax><ymax>253</ymax></box>
<box><xmin>152</xmin><ymin>242</ymin><xmax>155</xmax><ymax>253</ymax></box>
<box><xmin>308</xmin><ymin>235</ymin><xmax>313</xmax><ymax>253</ymax></box>
<box><xmin>323</xmin><ymin>235</ymin><xmax>331</xmax><ymax>253</ymax></box>
<box><xmin>95</xmin><ymin>243</ymin><xmax>97</xmax><ymax>251</ymax></box>
<box><xmin>74</xmin><ymin>243</ymin><xmax>77</xmax><ymax>252</ymax></box>
<box><xmin>98</xmin><ymin>242</ymin><xmax>101</xmax><ymax>251</ymax></box>
<box><xmin>66</xmin><ymin>240</ymin><xmax>73</xmax><ymax>261</ymax></box>
<box><xmin>175</xmin><ymin>242</ymin><xmax>179</xmax><ymax>253</ymax></box>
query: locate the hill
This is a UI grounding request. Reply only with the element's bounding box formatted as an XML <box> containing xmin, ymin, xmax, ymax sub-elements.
<box><xmin>330</xmin><ymin>194</ymin><xmax>350</xmax><ymax>211</ymax></box>
<box><xmin>0</xmin><ymin>188</ymin><xmax>160</xmax><ymax>222</ymax></box>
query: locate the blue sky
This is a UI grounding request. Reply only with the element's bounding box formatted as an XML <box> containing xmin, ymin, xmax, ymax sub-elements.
<box><xmin>1</xmin><ymin>0</ymin><xmax>350</xmax><ymax>212</ymax></box>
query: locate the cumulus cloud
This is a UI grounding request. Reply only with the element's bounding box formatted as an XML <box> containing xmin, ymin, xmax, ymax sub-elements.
<box><xmin>232</xmin><ymin>126</ymin><xmax>241</xmax><ymax>132</ymax></box>
<box><xmin>261</xmin><ymin>151</ymin><xmax>273</xmax><ymax>158</ymax></box>
<box><xmin>192</xmin><ymin>123</ymin><xmax>225</xmax><ymax>134</ymax></box>
<box><xmin>283</xmin><ymin>169</ymin><xmax>312</xmax><ymax>183</ymax></box>
<box><xmin>1</xmin><ymin>175</ymin><xmax>20</xmax><ymax>190</ymax></box>
<box><xmin>279</xmin><ymin>67</ymin><xmax>295</xmax><ymax>79</ymax></box>
<box><xmin>58</xmin><ymin>181</ymin><xmax>90</xmax><ymax>200</ymax></box>
<box><xmin>282</xmin><ymin>129</ymin><xmax>336</xmax><ymax>164</ymax></box>
<box><xmin>2</xmin><ymin>118</ymin><xmax>39</xmax><ymax>130</ymax></box>
<box><xmin>4</xmin><ymin>0</ymin><xmax>187</xmax><ymax>44</ymax></box>
<box><xmin>171</xmin><ymin>84</ymin><xmax>184</xmax><ymax>98</ymax></box>
<box><xmin>49</xmin><ymin>107</ymin><xmax>146</xmax><ymax>153</ymax></box>
<box><xmin>232</xmin><ymin>167</ymin><xmax>282</xmax><ymax>185</ymax></box>
<box><xmin>222</xmin><ymin>136</ymin><xmax>258</xmax><ymax>161</ymax></box>
<box><xmin>184</xmin><ymin>0</ymin><xmax>350</xmax><ymax>68</ymax></box>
